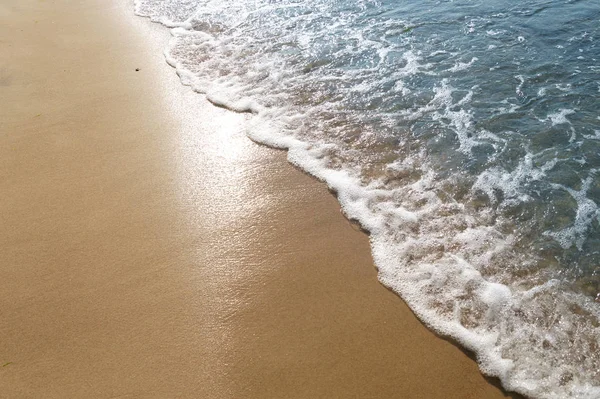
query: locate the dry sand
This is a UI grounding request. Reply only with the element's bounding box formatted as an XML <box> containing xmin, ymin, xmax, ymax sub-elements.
<box><xmin>0</xmin><ymin>1</ymin><xmax>520</xmax><ymax>398</ymax></box>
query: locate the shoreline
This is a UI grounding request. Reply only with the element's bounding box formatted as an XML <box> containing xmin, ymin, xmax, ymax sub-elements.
<box><xmin>1</xmin><ymin>1</ymin><xmax>518</xmax><ymax>398</ymax></box>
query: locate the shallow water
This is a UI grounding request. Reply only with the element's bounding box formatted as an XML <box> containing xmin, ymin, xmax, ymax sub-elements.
<box><xmin>134</xmin><ymin>1</ymin><xmax>600</xmax><ymax>397</ymax></box>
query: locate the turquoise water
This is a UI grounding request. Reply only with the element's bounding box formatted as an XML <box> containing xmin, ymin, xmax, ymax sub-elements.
<box><xmin>134</xmin><ymin>1</ymin><xmax>600</xmax><ymax>397</ymax></box>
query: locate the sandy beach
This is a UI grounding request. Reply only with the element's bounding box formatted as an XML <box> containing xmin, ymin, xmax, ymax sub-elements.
<box><xmin>0</xmin><ymin>1</ymin><xmax>519</xmax><ymax>398</ymax></box>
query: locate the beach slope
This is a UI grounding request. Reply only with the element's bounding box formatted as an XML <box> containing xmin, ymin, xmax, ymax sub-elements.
<box><xmin>0</xmin><ymin>1</ymin><xmax>517</xmax><ymax>398</ymax></box>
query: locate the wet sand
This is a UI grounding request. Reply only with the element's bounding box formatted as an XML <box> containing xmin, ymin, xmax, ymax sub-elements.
<box><xmin>0</xmin><ymin>1</ymin><xmax>518</xmax><ymax>398</ymax></box>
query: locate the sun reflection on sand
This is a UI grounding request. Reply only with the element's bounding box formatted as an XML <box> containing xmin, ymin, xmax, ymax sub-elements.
<box><xmin>164</xmin><ymin>82</ymin><xmax>287</xmax><ymax>393</ymax></box>
<box><xmin>171</xmin><ymin>100</ymin><xmax>274</xmax><ymax>230</ymax></box>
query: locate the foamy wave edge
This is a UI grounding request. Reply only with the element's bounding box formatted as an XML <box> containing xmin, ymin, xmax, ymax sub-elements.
<box><xmin>133</xmin><ymin>4</ymin><xmax>600</xmax><ymax>398</ymax></box>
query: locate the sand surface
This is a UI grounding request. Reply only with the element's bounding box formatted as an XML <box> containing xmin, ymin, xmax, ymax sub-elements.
<box><xmin>0</xmin><ymin>1</ymin><xmax>519</xmax><ymax>398</ymax></box>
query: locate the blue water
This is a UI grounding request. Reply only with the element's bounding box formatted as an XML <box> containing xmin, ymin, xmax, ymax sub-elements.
<box><xmin>134</xmin><ymin>1</ymin><xmax>600</xmax><ymax>397</ymax></box>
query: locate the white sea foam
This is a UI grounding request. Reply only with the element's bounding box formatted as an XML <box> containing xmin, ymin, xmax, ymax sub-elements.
<box><xmin>547</xmin><ymin>108</ymin><xmax>576</xmax><ymax>126</ymax></box>
<box><xmin>472</xmin><ymin>154</ymin><xmax>556</xmax><ymax>204</ymax></box>
<box><xmin>583</xmin><ymin>130</ymin><xmax>600</xmax><ymax>140</ymax></box>
<box><xmin>545</xmin><ymin>177</ymin><xmax>599</xmax><ymax>250</ymax></box>
<box><xmin>448</xmin><ymin>57</ymin><xmax>478</xmax><ymax>72</ymax></box>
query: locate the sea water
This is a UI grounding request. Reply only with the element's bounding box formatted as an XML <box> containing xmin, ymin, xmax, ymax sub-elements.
<box><xmin>133</xmin><ymin>0</ymin><xmax>600</xmax><ymax>397</ymax></box>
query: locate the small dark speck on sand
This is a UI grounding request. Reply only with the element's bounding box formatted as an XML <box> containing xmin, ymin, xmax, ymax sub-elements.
<box><xmin>135</xmin><ymin>68</ymin><xmax>140</xmax><ymax>72</ymax></box>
